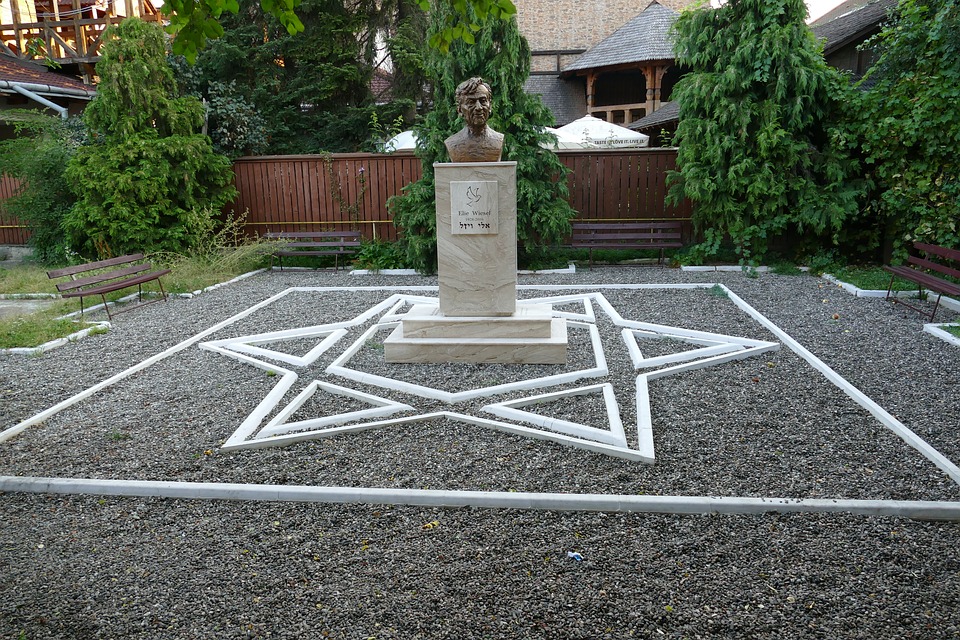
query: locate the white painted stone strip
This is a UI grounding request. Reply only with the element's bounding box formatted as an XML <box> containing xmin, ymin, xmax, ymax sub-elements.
<box><xmin>644</xmin><ymin>344</ymin><xmax>781</xmax><ymax>382</ymax></box>
<box><xmin>924</xmin><ymin>324</ymin><xmax>960</xmax><ymax>347</ymax></box>
<box><xmin>350</xmin><ymin>269</ymin><xmax>420</xmax><ymax>276</ymax></box>
<box><xmin>329</xmin><ymin>321</ymin><xmax>608</xmax><ymax>404</ymax></box>
<box><xmin>1</xmin><ymin>321</ymin><xmax>111</xmax><ymax>356</ymax></box>
<box><xmin>720</xmin><ymin>284</ymin><xmax>960</xmax><ymax>486</ymax></box>
<box><xmin>0</xmin><ymin>287</ymin><xmax>301</xmax><ymax>444</ymax></box>
<box><xmin>635</xmin><ymin>375</ymin><xmax>655</xmax><ymax>461</ymax></box>
<box><xmin>482</xmin><ymin>383</ymin><xmax>627</xmax><ymax>448</ymax></box>
<box><xmin>447</xmin><ymin>413</ymin><xmax>648</xmax><ymax>462</ymax></box>
<box><xmin>518</xmin><ymin>293</ymin><xmax>597</xmax><ymax>322</ymax></box>
<box><xmin>210</xmin><ymin>328</ymin><xmax>348</xmax><ymax>367</ymax></box>
<box><xmin>258</xmin><ymin>381</ymin><xmax>414</xmax><ymax>437</ymax></box>
<box><xmin>3</xmin><ymin>475</ymin><xmax>957</xmax><ymax>519</ymax></box>
<box><xmin>223</xmin><ymin>412</ymin><xmax>447</xmax><ymax>451</ymax></box>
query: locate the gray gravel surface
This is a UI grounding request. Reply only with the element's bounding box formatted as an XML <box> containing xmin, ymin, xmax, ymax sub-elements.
<box><xmin>2</xmin><ymin>267</ymin><xmax>959</xmax><ymax>639</ymax></box>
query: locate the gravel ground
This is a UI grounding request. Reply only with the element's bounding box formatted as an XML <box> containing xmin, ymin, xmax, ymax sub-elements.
<box><xmin>2</xmin><ymin>266</ymin><xmax>959</xmax><ymax>639</ymax></box>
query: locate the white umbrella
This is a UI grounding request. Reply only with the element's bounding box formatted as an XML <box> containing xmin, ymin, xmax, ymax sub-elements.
<box><xmin>541</xmin><ymin>127</ymin><xmax>596</xmax><ymax>149</ymax></box>
<box><xmin>383</xmin><ymin>130</ymin><xmax>419</xmax><ymax>152</ymax></box>
<box><xmin>556</xmin><ymin>115</ymin><xmax>649</xmax><ymax>148</ymax></box>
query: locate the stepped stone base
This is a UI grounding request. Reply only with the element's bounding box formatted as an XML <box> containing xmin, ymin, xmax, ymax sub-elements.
<box><xmin>383</xmin><ymin>303</ymin><xmax>568</xmax><ymax>364</ymax></box>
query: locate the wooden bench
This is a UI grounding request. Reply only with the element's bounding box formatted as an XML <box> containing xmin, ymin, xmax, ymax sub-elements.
<box><xmin>265</xmin><ymin>231</ymin><xmax>362</xmax><ymax>271</ymax></box>
<box><xmin>568</xmin><ymin>221</ymin><xmax>684</xmax><ymax>266</ymax></box>
<box><xmin>47</xmin><ymin>253</ymin><xmax>171</xmax><ymax>320</ymax></box>
<box><xmin>884</xmin><ymin>242</ymin><xmax>960</xmax><ymax>321</ymax></box>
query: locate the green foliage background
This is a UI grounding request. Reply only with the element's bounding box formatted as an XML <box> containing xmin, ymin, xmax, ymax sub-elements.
<box><xmin>851</xmin><ymin>0</ymin><xmax>960</xmax><ymax>253</ymax></box>
<box><xmin>0</xmin><ymin>114</ymin><xmax>83</xmax><ymax>264</ymax></box>
<box><xmin>390</xmin><ymin>3</ymin><xmax>575</xmax><ymax>272</ymax></box>
<box><xmin>175</xmin><ymin>0</ymin><xmax>422</xmax><ymax>154</ymax></box>
<box><xmin>667</xmin><ymin>0</ymin><xmax>863</xmax><ymax>263</ymax></box>
<box><xmin>65</xmin><ymin>18</ymin><xmax>237</xmax><ymax>258</ymax></box>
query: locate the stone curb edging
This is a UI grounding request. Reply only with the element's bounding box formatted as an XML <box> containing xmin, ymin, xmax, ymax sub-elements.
<box><xmin>2</xmin><ymin>475</ymin><xmax>958</xmax><ymax>520</ymax></box>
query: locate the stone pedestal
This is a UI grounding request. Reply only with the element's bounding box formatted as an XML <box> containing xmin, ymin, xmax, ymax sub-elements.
<box><xmin>435</xmin><ymin>162</ymin><xmax>517</xmax><ymax>317</ymax></box>
<box><xmin>383</xmin><ymin>161</ymin><xmax>568</xmax><ymax>365</ymax></box>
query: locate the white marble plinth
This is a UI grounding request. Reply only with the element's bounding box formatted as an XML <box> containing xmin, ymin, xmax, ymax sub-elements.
<box><xmin>435</xmin><ymin>162</ymin><xmax>517</xmax><ymax>317</ymax></box>
<box><xmin>400</xmin><ymin>304</ymin><xmax>554</xmax><ymax>339</ymax></box>
<box><xmin>384</xmin><ymin>302</ymin><xmax>567</xmax><ymax>364</ymax></box>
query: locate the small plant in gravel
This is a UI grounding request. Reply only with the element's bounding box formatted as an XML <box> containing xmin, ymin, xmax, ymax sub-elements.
<box><xmin>708</xmin><ymin>285</ymin><xmax>728</xmax><ymax>298</ymax></box>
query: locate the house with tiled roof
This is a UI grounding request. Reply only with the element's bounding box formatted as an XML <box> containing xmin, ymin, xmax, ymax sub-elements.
<box><xmin>625</xmin><ymin>0</ymin><xmax>899</xmax><ymax>145</ymax></box>
<box><xmin>0</xmin><ymin>54</ymin><xmax>95</xmax><ymax>137</ymax></box>
<box><xmin>1</xmin><ymin>0</ymin><xmax>159</xmax><ymax>82</ymax></box>
<box><xmin>519</xmin><ymin>0</ymin><xmax>691</xmax><ymax>127</ymax></box>
<box><xmin>811</xmin><ymin>0</ymin><xmax>898</xmax><ymax>79</ymax></box>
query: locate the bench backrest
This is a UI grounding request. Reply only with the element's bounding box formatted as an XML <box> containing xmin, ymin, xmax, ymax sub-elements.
<box><xmin>47</xmin><ymin>253</ymin><xmax>145</xmax><ymax>280</ymax></box>
<box><xmin>264</xmin><ymin>231</ymin><xmax>362</xmax><ymax>241</ymax></box>
<box><xmin>570</xmin><ymin>222</ymin><xmax>682</xmax><ymax>242</ymax></box>
<box><xmin>48</xmin><ymin>257</ymin><xmax>154</xmax><ymax>294</ymax></box>
<box><xmin>909</xmin><ymin>243</ymin><xmax>960</xmax><ymax>281</ymax></box>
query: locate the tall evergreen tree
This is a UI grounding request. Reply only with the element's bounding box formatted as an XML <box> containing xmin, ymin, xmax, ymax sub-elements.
<box><xmin>65</xmin><ymin>18</ymin><xmax>236</xmax><ymax>258</ymax></box>
<box><xmin>667</xmin><ymin>0</ymin><xmax>862</xmax><ymax>262</ymax></box>
<box><xmin>390</xmin><ymin>3</ymin><xmax>575</xmax><ymax>272</ymax></box>
<box><xmin>177</xmin><ymin>0</ymin><xmax>415</xmax><ymax>154</ymax></box>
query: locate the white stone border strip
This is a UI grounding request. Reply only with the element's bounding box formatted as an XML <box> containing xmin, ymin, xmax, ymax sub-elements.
<box><xmin>719</xmin><ymin>284</ymin><xmax>960</xmax><ymax>485</ymax></box>
<box><xmin>327</xmin><ymin>319</ymin><xmax>608</xmax><ymax>404</ymax></box>
<box><xmin>821</xmin><ymin>273</ymin><xmax>920</xmax><ymax>299</ymax></box>
<box><xmin>1</xmin><ymin>320</ymin><xmax>111</xmax><ymax>356</ymax></box>
<box><xmin>258</xmin><ymin>381</ymin><xmax>414</xmax><ymax>438</ymax></box>
<box><xmin>483</xmin><ymin>383</ymin><xmax>628</xmax><ymax>449</ymax></box>
<box><xmin>924</xmin><ymin>324</ymin><xmax>960</xmax><ymax>347</ymax></box>
<box><xmin>2</xmin><ymin>475</ymin><xmax>957</xmax><ymax>520</ymax></box>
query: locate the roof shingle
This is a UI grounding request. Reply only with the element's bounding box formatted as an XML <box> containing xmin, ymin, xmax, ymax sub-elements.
<box><xmin>562</xmin><ymin>1</ymin><xmax>679</xmax><ymax>74</ymax></box>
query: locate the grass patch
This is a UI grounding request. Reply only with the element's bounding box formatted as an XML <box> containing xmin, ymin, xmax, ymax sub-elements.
<box><xmin>0</xmin><ymin>301</ymin><xmax>92</xmax><ymax>349</ymax></box>
<box><xmin>946</xmin><ymin>325</ymin><xmax>960</xmax><ymax>339</ymax></box>
<box><xmin>0</xmin><ymin>230</ymin><xmax>272</xmax><ymax>348</ymax></box>
<box><xmin>0</xmin><ymin>263</ymin><xmax>54</xmax><ymax>293</ymax></box>
<box><xmin>827</xmin><ymin>265</ymin><xmax>916</xmax><ymax>292</ymax></box>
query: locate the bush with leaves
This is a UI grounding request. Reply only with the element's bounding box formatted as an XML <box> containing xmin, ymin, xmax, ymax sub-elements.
<box><xmin>667</xmin><ymin>0</ymin><xmax>863</xmax><ymax>264</ymax></box>
<box><xmin>0</xmin><ymin>113</ymin><xmax>84</xmax><ymax>264</ymax></box>
<box><xmin>852</xmin><ymin>0</ymin><xmax>960</xmax><ymax>254</ymax></box>
<box><xmin>390</xmin><ymin>3</ymin><xmax>575</xmax><ymax>272</ymax></box>
<box><xmin>65</xmin><ymin>18</ymin><xmax>237</xmax><ymax>258</ymax></box>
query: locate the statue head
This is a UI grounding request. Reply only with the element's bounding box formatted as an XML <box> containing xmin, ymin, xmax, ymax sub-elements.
<box><xmin>455</xmin><ymin>77</ymin><xmax>493</xmax><ymax>131</ymax></box>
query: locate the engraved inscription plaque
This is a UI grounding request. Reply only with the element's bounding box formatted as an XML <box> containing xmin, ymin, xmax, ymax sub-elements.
<box><xmin>451</xmin><ymin>180</ymin><xmax>498</xmax><ymax>235</ymax></box>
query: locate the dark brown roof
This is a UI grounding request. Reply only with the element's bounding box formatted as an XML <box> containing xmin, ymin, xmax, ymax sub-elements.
<box><xmin>562</xmin><ymin>1</ymin><xmax>679</xmax><ymax>74</ymax></box>
<box><xmin>0</xmin><ymin>54</ymin><xmax>95</xmax><ymax>97</ymax></box>
<box><xmin>811</xmin><ymin>0</ymin><xmax>898</xmax><ymax>55</ymax></box>
<box><xmin>524</xmin><ymin>75</ymin><xmax>587</xmax><ymax>126</ymax></box>
<box><xmin>626</xmin><ymin>101</ymin><xmax>679</xmax><ymax>132</ymax></box>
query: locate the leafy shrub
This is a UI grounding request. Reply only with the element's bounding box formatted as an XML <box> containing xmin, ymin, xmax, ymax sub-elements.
<box><xmin>0</xmin><ymin>113</ymin><xmax>83</xmax><ymax>265</ymax></box>
<box><xmin>65</xmin><ymin>18</ymin><xmax>237</xmax><ymax>258</ymax></box>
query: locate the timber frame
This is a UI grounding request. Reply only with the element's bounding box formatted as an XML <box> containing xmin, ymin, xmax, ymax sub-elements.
<box><xmin>1</xmin><ymin>0</ymin><xmax>160</xmax><ymax>82</ymax></box>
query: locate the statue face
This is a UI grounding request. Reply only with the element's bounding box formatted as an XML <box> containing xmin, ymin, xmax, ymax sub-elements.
<box><xmin>458</xmin><ymin>86</ymin><xmax>492</xmax><ymax>128</ymax></box>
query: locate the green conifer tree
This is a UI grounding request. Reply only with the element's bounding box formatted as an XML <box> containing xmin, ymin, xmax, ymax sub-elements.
<box><xmin>390</xmin><ymin>3</ymin><xmax>575</xmax><ymax>272</ymax></box>
<box><xmin>65</xmin><ymin>18</ymin><xmax>237</xmax><ymax>258</ymax></box>
<box><xmin>667</xmin><ymin>0</ymin><xmax>862</xmax><ymax>262</ymax></box>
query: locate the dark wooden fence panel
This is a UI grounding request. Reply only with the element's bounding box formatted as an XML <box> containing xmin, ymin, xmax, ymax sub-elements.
<box><xmin>231</xmin><ymin>148</ymin><xmax>691</xmax><ymax>243</ymax></box>
<box><xmin>2</xmin><ymin>150</ymin><xmax>691</xmax><ymax>247</ymax></box>
<box><xmin>0</xmin><ymin>174</ymin><xmax>30</xmax><ymax>245</ymax></box>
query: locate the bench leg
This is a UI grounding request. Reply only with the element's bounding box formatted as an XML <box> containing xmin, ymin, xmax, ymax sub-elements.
<box><xmin>885</xmin><ymin>274</ymin><xmax>895</xmax><ymax>301</ymax></box>
<box><xmin>100</xmin><ymin>293</ymin><xmax>113</xmax><ymax>320</ymax></box>
<box><xmin>929</xmin><ymin>292</ymin><xmax>942</xmax><ymax>322</ymax></box>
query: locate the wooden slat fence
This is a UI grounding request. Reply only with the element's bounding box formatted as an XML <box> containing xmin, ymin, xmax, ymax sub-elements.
<box><xmin>0</xmin><ymin>174</ymin><xmax>30</xmax><ymax>245</ymax></box>
<box><xmin>230</xmin><ymin>148</ymin><xmax>692</xmax><ymax>242</ymax></box>
<box><xmin>2</xmin><ymin>149</ymin><xmax>692</xmax><ymax>247</ymax></box>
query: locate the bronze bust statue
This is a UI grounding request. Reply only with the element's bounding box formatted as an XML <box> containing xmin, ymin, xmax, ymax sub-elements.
<box><xmin>445</xmin><ymin>77</ymin><xmax>505</xmax><ymax>163</ymax></box>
